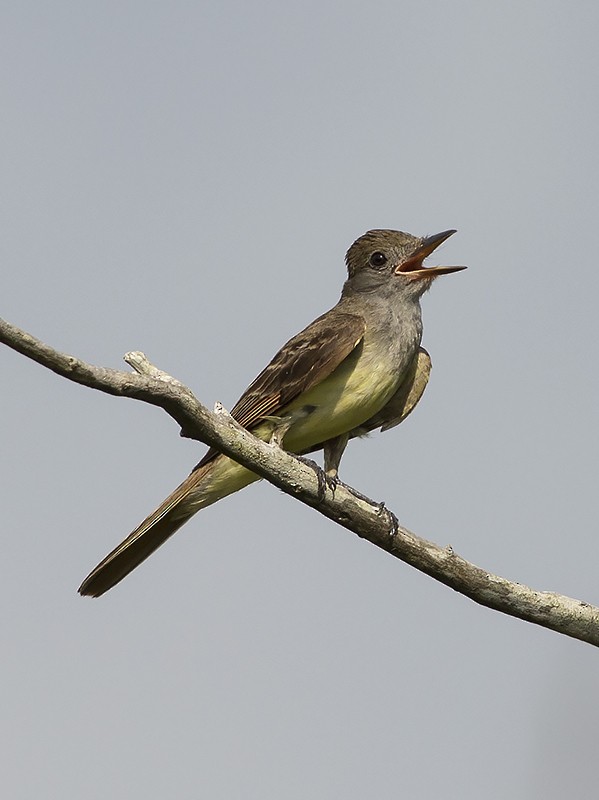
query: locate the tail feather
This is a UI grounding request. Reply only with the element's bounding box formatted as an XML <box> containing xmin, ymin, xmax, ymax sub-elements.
<box><xmin>79</xmin><ymin>455</ymin><xmax>258</xmax><ymax>597</ymax></box>
<box><xmin>78</xmin><ymin>508</ymin><xmax>193</xmax><ymax>597</ymax></box>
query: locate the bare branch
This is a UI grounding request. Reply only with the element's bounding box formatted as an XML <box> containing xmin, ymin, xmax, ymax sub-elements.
<box><xmin>2</xmin><ymin>314</ymin><xmax>599</xmax><ymax>646</ymax></box>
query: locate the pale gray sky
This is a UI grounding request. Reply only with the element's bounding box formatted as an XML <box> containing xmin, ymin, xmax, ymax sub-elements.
<box><xmin>2</xmin><ymin>2</ymin><xmax>599</xmax><ymax>798</ymax></box>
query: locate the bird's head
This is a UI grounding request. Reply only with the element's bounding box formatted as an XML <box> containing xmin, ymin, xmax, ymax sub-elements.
<box><xmin>343</xmin><ymin>229</ymin><xmax>465</xmax><ymax>298</ymax></box>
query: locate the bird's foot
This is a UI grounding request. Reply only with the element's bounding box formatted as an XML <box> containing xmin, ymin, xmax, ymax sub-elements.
<box><xmin>324</xmin><ymin>469</ymin><xmax>339</xmax><ymax>495</ymax></box>
<box><xmin>387</xmin><ymin>510</ymin><xmax>400</xmax><ymax>543</ymax></box>
<box><xmin>295</xmin><ymin>456</ymin><xmax>329</xmax><ymax>503</ymax></box>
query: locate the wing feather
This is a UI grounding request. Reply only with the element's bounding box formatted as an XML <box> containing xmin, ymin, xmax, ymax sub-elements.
<box><xmin>196</xmin><ymin>310</ymin><xmax>365</xmax><ymax>468</ymax></box>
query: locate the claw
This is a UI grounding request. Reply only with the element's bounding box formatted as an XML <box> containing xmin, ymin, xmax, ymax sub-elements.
<box><xmin>315</xmin><ymin>465</ymin><xmax>328</xmax><ymax>503</ymax></box>
<box><xmin>295</xmin><ymin>455</ymin><xmax>328</xmax><ymax>502</ymax></box>
<box><xmin>324</xmin><ymin>469</ymin><xmax>339</xmax><ymax>495</ymax></box>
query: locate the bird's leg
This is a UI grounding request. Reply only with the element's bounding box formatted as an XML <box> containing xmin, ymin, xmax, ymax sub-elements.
<box><xmin>323</xmin><ymin>433</ymin><xmax>349</xmax><ymax>492</ymax></box>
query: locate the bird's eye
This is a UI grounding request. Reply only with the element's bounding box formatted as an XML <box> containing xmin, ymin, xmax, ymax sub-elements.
<box><xmin>369</xmin><ymin>251</ymin><xmax>387</xmax><ymax>268</ymax></box>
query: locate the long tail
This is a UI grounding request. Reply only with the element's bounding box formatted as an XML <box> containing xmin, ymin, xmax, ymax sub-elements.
<box><xmin>78</xmin><ymin>455</ymin><xmax>259</xmax><ymax>597</ymax></box>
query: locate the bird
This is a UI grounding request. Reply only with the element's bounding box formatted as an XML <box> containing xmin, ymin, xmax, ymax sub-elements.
<box><xmin>79</xmin><ymin>228</ymin><xmax>465</xmax><ymax>596</ymax></box>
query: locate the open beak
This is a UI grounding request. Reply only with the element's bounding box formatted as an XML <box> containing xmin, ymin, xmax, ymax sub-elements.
<box><xmin>395</xmin><ymin>229</ymin><xmax>466</xmax><ymax>279</ymax></box>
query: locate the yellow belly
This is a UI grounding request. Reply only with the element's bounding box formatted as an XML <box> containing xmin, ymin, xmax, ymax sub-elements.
<box><xmin>270</xmin><ymin>344</ymin><xmax>401</xmax><ymax>453</ymax></box>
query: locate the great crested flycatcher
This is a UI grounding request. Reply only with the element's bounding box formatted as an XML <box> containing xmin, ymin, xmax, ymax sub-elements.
<box><xmin>79</xmin><ymin>229</ymin><xmax>465</xmax><ymax>596</ymax></box>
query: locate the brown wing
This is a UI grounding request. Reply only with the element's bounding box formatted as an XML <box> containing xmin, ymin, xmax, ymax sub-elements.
<box><xmin>196</xmin><ymin>309</ymin><xmax>365</xmax><ymax>468</ymax></box>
